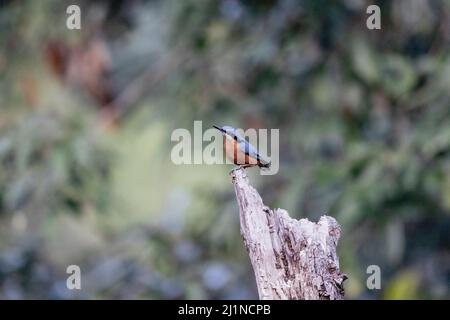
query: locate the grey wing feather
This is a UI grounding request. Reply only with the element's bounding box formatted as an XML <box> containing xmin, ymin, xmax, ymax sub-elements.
<box><xmin>238</xmin><ymin>138</ymin><xmax>270</xmax><ymax>168</ymax></box>
<box><xmin>240</xmin><ymin>140</ymin><xmax>261</xmax><ymax>159</ymax></box>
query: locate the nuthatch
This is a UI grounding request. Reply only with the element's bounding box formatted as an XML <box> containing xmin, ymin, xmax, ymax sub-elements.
<box><xmin>213</xmin><ymin>125</ymin><xmax>271</xmax><ymax>170</ymax></box>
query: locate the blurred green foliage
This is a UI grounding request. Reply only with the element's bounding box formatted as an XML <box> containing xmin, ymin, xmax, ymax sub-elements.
<box><xmin>0</xmin><ymin>0</ymin><xmax>449</xmax><ymax>299</ymax></box>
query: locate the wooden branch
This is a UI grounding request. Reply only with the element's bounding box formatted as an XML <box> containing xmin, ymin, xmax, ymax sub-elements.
<box><xmin>230</xmin><ymin>168</ymin><xmax>347</xmax><ymax>300</ymax></box>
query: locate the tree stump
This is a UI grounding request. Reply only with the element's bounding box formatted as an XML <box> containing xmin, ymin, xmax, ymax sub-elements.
<box><xmin>230</xmin><ymin>168</ymin><xmax>347</xmax><ymax>300</ymax></box>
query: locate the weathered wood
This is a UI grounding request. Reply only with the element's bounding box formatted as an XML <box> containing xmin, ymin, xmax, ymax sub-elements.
<box><xmin>230</xmin><ymin>168</ymin><xmax>347</xmax><ymax>300</ymax></box>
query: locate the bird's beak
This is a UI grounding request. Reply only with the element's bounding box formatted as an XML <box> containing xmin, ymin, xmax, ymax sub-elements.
<box><xmin>213</xmin><ymin>125</ymin><xmax>225</xmax><ymax>133</ymax></box>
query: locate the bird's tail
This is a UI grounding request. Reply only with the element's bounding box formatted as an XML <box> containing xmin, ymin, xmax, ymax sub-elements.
<box><xmin>258</xmin><ymin>158</ymin><xmax>271</xmax><ymax>169</ymax></box>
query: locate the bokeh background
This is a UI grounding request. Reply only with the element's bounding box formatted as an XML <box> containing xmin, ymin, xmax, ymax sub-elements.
<box><xmin>1</xmin><ymin>0</ymin><xmax>450</xmax><ymax>299</ymax></box>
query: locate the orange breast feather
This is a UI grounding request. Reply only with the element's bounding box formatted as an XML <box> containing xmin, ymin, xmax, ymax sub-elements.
<box><xmin>224</xmin><ymin>138</ymin><xmax>257</xmax><ymax>165</ymax></box>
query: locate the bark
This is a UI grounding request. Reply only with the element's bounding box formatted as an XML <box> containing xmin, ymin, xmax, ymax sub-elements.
<box><xmin>230</xmin><ymin>168</ymin><xmax>347</xmax><ymax>300</ymax></box>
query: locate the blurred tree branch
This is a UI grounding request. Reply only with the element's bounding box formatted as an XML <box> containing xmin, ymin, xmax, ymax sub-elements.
<box><xmin>111</xmin><ymin>48</ymin><xmax>191</xmax><ymax>122</ymax></box>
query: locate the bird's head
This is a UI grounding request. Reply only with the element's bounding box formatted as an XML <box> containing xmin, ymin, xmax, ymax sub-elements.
<box><xmin>213</xmin><ymin>125</ymin><xmax>238</xmax><ymax>140</ymax></box>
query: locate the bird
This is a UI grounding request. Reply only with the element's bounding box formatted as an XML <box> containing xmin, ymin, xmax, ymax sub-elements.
<box><xmin>213</xmin><ymin>125</ymin><xmax>271</xmax><ymax>171</ymax></box>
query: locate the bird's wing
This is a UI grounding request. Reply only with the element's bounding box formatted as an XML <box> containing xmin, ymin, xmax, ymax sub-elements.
<box><xmin>240</xmin><ymin>139</ymin><xmax>262</xmax><ymax>160</ymax></box>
